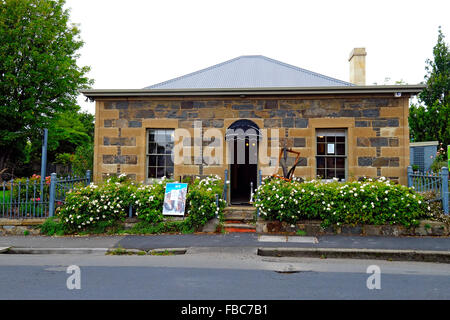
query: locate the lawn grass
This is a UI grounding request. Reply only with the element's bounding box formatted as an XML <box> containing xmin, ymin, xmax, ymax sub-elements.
<box><xmin>0</xmin><ymin>190</ymin><xmax>10</xmax><ymax>202</ymax></box>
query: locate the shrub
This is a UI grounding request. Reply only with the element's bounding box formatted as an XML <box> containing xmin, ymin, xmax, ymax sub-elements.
<box><xmin>130</xmin><ymin>179</ymin><xmax>167</xmax><ymax>224</ymax></box>
<box><xmin>419</xmin><ymin>190</ymin><xmax>450</xmax><ymax>226</ymax></box>
<box><xmin>254</xmin><ymin>177</ymin><xmax>430</xmax><ymax>228</ymax></box>
<box><xmin>430</xmin><ymin>159</ymin><xmax>448</xmax><ymax>173</ymax></box>
<box><xmin>56</xmin><ymin>174</ymin><xmax>225</xmax><ymax>234</ymax></box>
<box><xmin>184</xmin><ymin>175</ymin><xmax>226</xmax><ymax>230</ymax></box>
<box><xmin>57</xmin><ymin>174</ymin><xmax>136</xmax><ymax>233</ymax></box>
<box><xmin>40</xmin><ymin>217</ymin><xmax>65</xmax><ymax>236</ymax></box>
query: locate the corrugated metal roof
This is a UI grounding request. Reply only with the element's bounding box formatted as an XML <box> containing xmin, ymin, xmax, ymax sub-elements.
<box><xmin>145</xmin><ymin>55</ymin><xmax>353</xmax><ymax>89</ymax></box>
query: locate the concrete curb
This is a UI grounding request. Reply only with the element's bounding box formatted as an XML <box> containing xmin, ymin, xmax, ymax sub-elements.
<box><xmin>5</xmin><ymin>247</ymin><xmax>109</xmax><ymax>254</ymax></box>
<box><xmin>0</xmin><ymin>247</ymin><xmax>11</xmax><ymax>253</ymax></box>
<box><xmin>257</xmin><ymin>247</ymin><xmax>450</xmax><ymax>263</ymax></box>
<box><xmin>3</xmin><ymin>245</ymin><xmax>450</xmax><ymax>263</ymax></box>
<box><xmin>106</xmin><ymin>247</ymin><xmax>187</xmax><ymax>255</ymax></box>
<box><xmin>148</xmin><ymin>248</ymin><xmax>187</xmax><ymax>255</ymax></box>
<box><xmin>1</xmin><ymin>246</ymin><xmax>187</xmax><ymax>255</ymax></box>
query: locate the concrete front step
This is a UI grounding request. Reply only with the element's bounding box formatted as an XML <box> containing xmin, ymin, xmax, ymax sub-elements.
<box><xmin>224</xmin><ymin>205</ymin><xmax>255</xmax><ymax>212</ymax></box>
<box><xmin>224</xmin><ymin>223</ymin><xmax>256</xmax><ymax>229</ymax></box>
<box><xmin>223</xmin><ymin>206</ymin><xmax>256</xmax><ymax>221</ymax></box>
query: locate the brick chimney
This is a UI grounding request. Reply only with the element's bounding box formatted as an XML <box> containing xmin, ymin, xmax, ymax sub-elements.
<box><xmin>348</xmin><ymin>48</ymin><xmax>366</xmax><ymax>85</ymax></box>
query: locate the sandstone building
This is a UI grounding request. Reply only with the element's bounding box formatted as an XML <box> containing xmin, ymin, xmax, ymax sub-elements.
<box><xmin>83</xmin><ymin>49</ymin><xmax>424</xmax><ymax>205</ymax></box>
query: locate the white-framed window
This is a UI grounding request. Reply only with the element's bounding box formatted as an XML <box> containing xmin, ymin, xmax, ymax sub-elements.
<box><xmin>316</xmin><ymin>129</ymin><xmax>347</xmax><ymax>181</ymax></box>
<box><xmin>146</xmin><ymin>129</ymin><xmax>174</xmax><ymax>180</ymax></box>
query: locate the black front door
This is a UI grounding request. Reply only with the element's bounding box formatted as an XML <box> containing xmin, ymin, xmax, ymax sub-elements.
<box><xmin>230</xmin><ymin>137</ymin><xmax>257</xmax><ymax>205</ymax></box>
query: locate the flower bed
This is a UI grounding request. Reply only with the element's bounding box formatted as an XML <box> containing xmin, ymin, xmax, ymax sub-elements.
<box><xmin>55</xmin><ymin>175</ymin><xmax>226</xmax><ymax>234</ymax></box>
<box><xmin>254</xmin><ymin>177</ymin><xmax>431</xmax><ymax>228</ymax></box>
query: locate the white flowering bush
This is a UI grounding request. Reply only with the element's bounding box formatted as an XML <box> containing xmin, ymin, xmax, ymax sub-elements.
<box><xmin>55</xmin><ymin>174</ymin><xmax>225</xmax><ymax>234</ymax></box>
<box><xmin>130</xmin><ymin>178</ymin><xmax>167</xmax><ymax>224</ymax></box>
<box><xmin>57</xmin><ymin>174</ymin><xmax>135</xmax><ymax>233</ymax></box>
<box><xmin>184</xmin><ymin>175</ymin><xmax>226</xmax><ymax>230</ymax></box>
<box><xmin>254</xmin><ymin>177</ymin><xmax>431</xmax><ymax>228</ymax></box>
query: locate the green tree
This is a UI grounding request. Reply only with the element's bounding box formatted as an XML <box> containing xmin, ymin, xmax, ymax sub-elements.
<box><xmin>23</xmin><ymin>110</ymin><xmax>94</xmax><ymax>176</ymax></box>
<box><xmin>0</xmin><ymin>0</ymin><xmax>93</xmax><ymax>172</ymax></box>
<box><xmin>409</xmin><ymin>27</ymin><xmax>450</xmax><ymax>155</ymax></box>
<box><xmin>48</xmin><ymin>110</ymin><xmax>94</xmax><ymax>156</ymax></box>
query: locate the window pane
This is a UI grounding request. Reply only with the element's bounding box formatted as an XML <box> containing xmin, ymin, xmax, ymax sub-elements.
<box><xmin>326</xmin><ymin>157</ymin><xmax>335</xmax><ymax>168</ymax></box>
<box><xmin>327</xmin><ymin>143</ymin><xmax>335</xmax><ymax>155</ymax></box>
<box><xmin>165</xmin><ymin>155</ymin><xmax>173</xmax><ymax>167</ymax></box>
<box><xmin>148</xmin><ymin>142</ymin><xmax>157</xmax><ymax>154</ymax></box>
<box><xmin>165</xmin><ymin>167</ymin><xmax>174</xmax><ymax>178</ymax></box>
<box><xmin>317</xmin><ymin>157</ymin><xmax>325</xmax><ymax>168</ymax></box>
<box><xmin>317</xmin><ymin>143</ymin><xmax>325</xmax><ymax>155</ymax></box>
<box><xmin>156</xmin><ymin>143</ymin><xmax>165</xmax><ymax>154</ymax></box>
<box><xmin>336</xmin><ymin>170</ymin><xmax>345</xmax><ymax>180</ymax></box>
<box><xmin>157</xmin><ymin>155</ymin><xmax>165</xmax><ymax>166</ymax></box>
<box><xmin>156</xmin><ymin>167</ymin><xmax>165</xmax><ymax>178</ymax></box>
<box><xmin>326</xmin><ymin>169</ymin><xmax>335</xmax><ymax>179</ymax></box>
<box><xmin>336</xmin><ymin>157</ymin><xmax>345</xmax><ymax>169</ymax></box>
<box><xmin>317</xmin><ymin>136</ymin><xmax>325</xmax><ymax>143</ymax></box>
<box><xmin>148</xmin><ymin>156</ymin><xmax>157</xmax><ymax>166</ymax></box>
<box><xmin>148</xmin><ymin>131</ymin><xmax>156</xmax><ymax>142</ymax></box>
<box><xmin>336</xmin><ymin>136</ymin><xmax>345</xmax><ymax>143</ymax></box>
<box><xmin>155</xmin><ymin>130</ymin><xmax>166</xmax><ymax>144</ymax></box>
<box><xmin>165</xmin><ymin>142</ymin><xmax>173</xmax><ymax>155</ymax></box>
<box><xmin>165</xmin><ymin>130</ymin><xmax>174</xmax><ymax>143</ymax></box>
<box><xmin>148</xmin><ymin>167</ymin><xmax>156</xmax><ymax>179</ymax></box>
<box><xmin>336</xmin><ymin>143</ymin><xmax>345</xmax><ymax>155</ymax></box>
<box><xmin>326</xmin><ymin>136</ymin><xmax>335</xmax><ymax>143</ymax></box>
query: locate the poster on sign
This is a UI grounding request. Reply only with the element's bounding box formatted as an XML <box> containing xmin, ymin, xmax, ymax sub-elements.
<box><xmin>162</xmin><ymin>183</ymin><xmax>188</xmax><ymax>216</ymax></box>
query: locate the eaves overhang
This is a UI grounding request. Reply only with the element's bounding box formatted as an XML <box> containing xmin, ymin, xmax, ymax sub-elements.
<box><xmin>81</xmin><ymin>85</ymin><xmax>425</xmax><ymax>100</ymax></box>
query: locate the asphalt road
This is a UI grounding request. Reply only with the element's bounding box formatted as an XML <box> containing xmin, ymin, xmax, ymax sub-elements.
<box><xmin>1</xmin><ymin>249</ymin><xmax>449</xmax><ymax>300</ymax></box>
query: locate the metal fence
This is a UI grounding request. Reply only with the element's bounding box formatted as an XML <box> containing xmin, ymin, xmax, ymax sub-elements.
<box><xmin>1</xmin><ymin>178</ymin><xmax>50</xmax><ymax>219</ymax></box>
<box><xmin>1</xmin><ymin>171</ymin><xmax>91</xmax><ymax>219</ymax></box>
<box><xmin>407</xmin><ymin>166</ymin><xmax>449</xmax><ymax>214</ymax></box>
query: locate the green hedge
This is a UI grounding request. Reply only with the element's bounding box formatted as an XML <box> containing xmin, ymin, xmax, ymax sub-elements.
<box><xmin>254</xmin><ymin>177</ymin><xmax>431</xmax><ymax>228</ymax></box>
<box><xmin>56</xmin><ymin>175</ymin><xmax>225</xmax><ymax>234</ymax></box>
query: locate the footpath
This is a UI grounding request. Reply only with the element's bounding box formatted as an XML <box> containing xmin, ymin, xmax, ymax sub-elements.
<box><xmin>1</xmin><ymin>233</ymin><xmax>449</xmax><ymax>263</ymax></box>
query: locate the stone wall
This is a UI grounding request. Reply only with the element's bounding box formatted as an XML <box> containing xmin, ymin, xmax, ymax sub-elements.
<box><xmin>94</xmin><ymin>94</ymin><xmax>410</xmax><ymax>184</ymax></box>
<box><xmin>0</xmin><ymin>219</ymin><xmax>44</xmax><ymax>235</ymax></box>
<box><xmin>257</xmin><ymin>219</ymin><xmax>449</xmax><ymax>237</ymax></box>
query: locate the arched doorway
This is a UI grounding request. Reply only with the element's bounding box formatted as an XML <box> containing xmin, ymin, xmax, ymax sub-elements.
<box><xmin>225</xmin><ymin>120</ymin><xmax>262</xmax><ymax>205</ymax></box>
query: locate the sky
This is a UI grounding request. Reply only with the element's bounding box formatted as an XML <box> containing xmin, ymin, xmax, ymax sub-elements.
<box><xmin>64</xmin><ymin>0</ymin><xmax>450</xmax><ymax>114</ymax></box>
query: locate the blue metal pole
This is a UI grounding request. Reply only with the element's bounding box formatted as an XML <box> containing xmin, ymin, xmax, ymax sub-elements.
<box><xmin>40</xmin><ymin>128</ymin><xmax>48</xmax><ymax>204</ymax></box>
<box><xmin>441</xmin><ymin>167</ymin><xmax>449</xmax><ymax>215</ymax></box>
<box><xmin>86</xmin><ymin>170</ymin><xmax>91</xmax><ymax>185</ymax></box>
<box><xmin>407</xmin><ymin>166</ymin><xmax>413</xmax><ymax>188</ymax></box>
<box><xmin>48</xmin><ymin>173</ymin><xmax>57</xmax><ymax>217</ymax></box>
